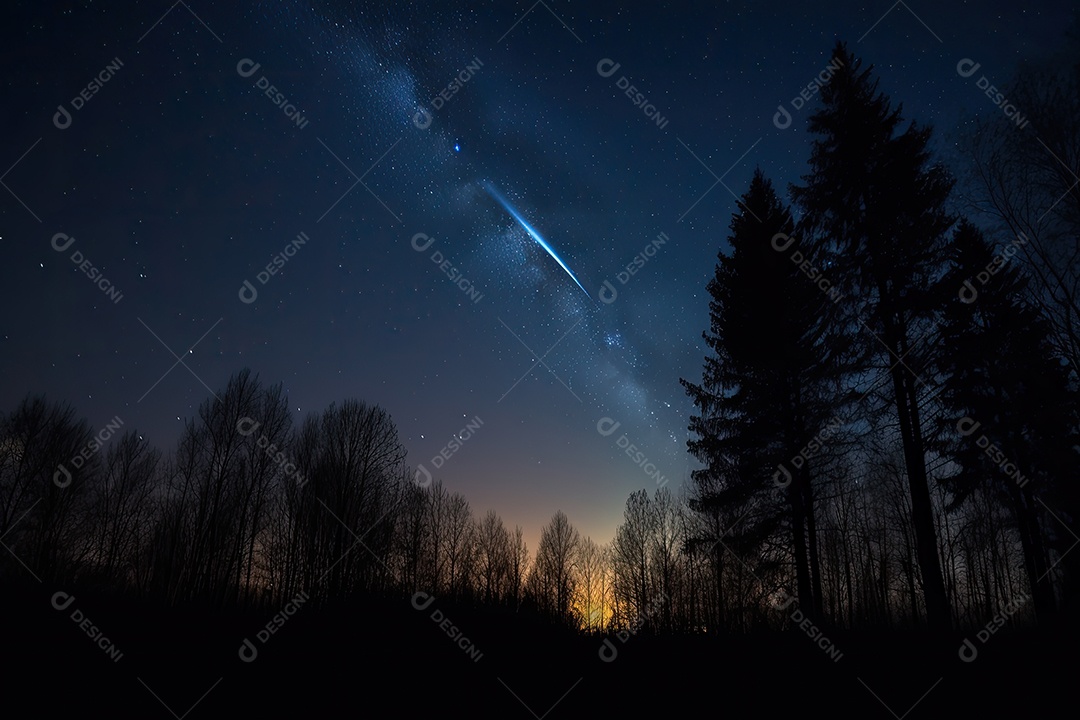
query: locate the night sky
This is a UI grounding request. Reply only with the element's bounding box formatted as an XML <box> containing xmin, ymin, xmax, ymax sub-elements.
<box><xmin>2</xmin><ymin>0</ymin><xmax>1071</xmax><ymax>552</ymax></box>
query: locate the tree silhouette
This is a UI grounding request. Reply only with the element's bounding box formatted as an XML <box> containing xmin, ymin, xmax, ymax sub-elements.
<box><xmin>151</xmin><ymin>369</ymin><xmax>292</xmax><ymax>607</ymax></box>
<box><xmin>958</xmin><ymin>30</ymin><xmax>1080</xmax><ymax>372</ymax></box>
<box><xmin>474</xmin><ymin>508</ymin><xmax>512</xmax><ymax>605</ymax></box>
<box><xmin>790</xmin><ymin>41</ymin><xmax>956</xmax><ymax>630</ymax></box>
<box><xmin>682</xmin><ymin>170</ymin><xmax>847</xmax><ymax>619</ymax></box>
<box><xmin>935</xmin><ymin>220</ymin><xmax>1079</xmax><ymax>620</ymax></box>
<box><xmin>0</xmin><ymin>395</ymin><xmax>96</xmax><ymax>584</ymax></box>
<box><xmin>287</xmin><ymin>397</ymin><xmax>405</xmax><ymax>599</ymax></box>
<box><xmin>612</xmin><ymin>488</ymin><xmax>656</xmax><ymax>627</ymax></box>
<box><xmin>529</xmin><ymin>510</ymin><xmax>580</xmax><ymax>627</ymax></box>
<box><xmin>78</xmin><ymin>430</ymin><xmax>159</xmax><ymax>589</ymax></box>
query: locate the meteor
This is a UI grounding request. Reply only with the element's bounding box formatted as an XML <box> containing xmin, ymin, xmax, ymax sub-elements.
<box><xmin>483</xmin><ymin>181</ymin><xmax>591</xmax><ymax>299</ymax></box>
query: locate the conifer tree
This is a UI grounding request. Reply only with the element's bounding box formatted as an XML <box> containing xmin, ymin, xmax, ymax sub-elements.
<box><xmin>790</xmin><ymin>41</ymin><xmax>956</xmax><ymax>629</ymax></box>
<box><xmin>936</xmin><ymin>220</ymin><xmax>1079</xmax><ymax>621</ymax></box>
<box><xmin>682</xmin><ymin>170</ymin><xmax>845</xmax><ymax>617</ymax></box>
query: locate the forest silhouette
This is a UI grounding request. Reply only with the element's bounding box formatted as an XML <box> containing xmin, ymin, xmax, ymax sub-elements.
<box><xmin>4</xmin><ymin>41</ymin><xmax>1079</xmax><ymax>716</ymax></box>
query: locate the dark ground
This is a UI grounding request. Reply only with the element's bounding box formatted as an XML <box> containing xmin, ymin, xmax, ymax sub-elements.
<box><xmin>4</xmin><ymin>582</ymin><xmax>1074</xmax><ymax>717</ymax></box>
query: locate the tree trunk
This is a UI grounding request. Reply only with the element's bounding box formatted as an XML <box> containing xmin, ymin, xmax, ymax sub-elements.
<box><xmin>885</xmin><ymin>315</ymin><xmax>951</xmax><ymax>630</ymax></box>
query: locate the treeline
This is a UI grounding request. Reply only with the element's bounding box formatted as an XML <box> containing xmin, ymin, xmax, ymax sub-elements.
<box><xmin>0</xmin><ymin>374</ymin><xmax>534</xmax><ymax>615</ymax></box>
<box><xmin>672</xmin><ymin>41</ymin><xmax>1080</xmax><ymax>634</ymax></box>
<box><xmin>0</xmin><ymin>372</ymin><xmax>697</xmax><ymax>634</ymax></box>
<box><xmin>0</xmin><ymin>371</ymin><xmax>662</xmax><ymax>632</ymax></box>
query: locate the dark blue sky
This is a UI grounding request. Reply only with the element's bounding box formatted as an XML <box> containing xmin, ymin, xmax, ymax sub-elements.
<box><xmin>2</xmin><ymin>0</ymin><xmax>1072</xmax><ymax>551</ymax></box>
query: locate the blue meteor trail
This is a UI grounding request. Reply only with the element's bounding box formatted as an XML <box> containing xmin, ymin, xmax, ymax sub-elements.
<box><xmin>483</xmin><ymin>181</ymin><xmax>591</xmax><ymax>299</ymax></box>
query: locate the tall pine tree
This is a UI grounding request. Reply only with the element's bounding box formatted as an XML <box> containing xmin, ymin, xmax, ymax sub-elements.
<box><xmin>790</xmin><ymin>41</ymin><xmax>956</xmax><ymax>630</ymax></box>
<box><xmin>935</xmin><ymin>220</ymin><xmax>1079</xmax><ymax>621</ymax></box>
<box><xmin>682</xmin><ymin>170</ymin><xmax>846</xmax><ymax>618</ymax></box>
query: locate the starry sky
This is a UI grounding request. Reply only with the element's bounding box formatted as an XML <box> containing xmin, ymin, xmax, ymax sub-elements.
<box><xmin>1</xmin><ymin>0</ymin><xmax>1072</xmax><ymax>553</ymax></box>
